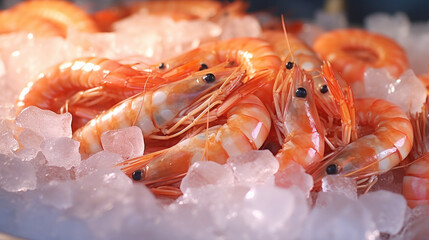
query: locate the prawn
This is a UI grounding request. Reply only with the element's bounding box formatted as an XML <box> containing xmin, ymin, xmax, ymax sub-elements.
<box><xmin>272</xmin><ymin>60</ymin><xmax>324</xmax><ymax>170</ymax></box>
<box><xmin>310</xmin><ymin>98</ymin><xmax>413</xmax><ymax>190</ymax></box>
<box><xmin>73</xmin><ymin>64</ymin><xmax>246</xmax><ymax>155</ymax></box>
<box><xmin>118</xmin><ymin>93</ymin><xmax>271</xmax><ymax>195</ymax></box>
<box><xmin>15</xmin><ymin>57</ymin><xmax>170</xmax><ymax>114</ymax></box>
<box><xmin>10</xmin><ymin>0</ymin><xmax>99</xmax><ymax>36</ymax></box>
<box><xmin>313</xmin><ymin>29</ymin><xmax>408</xmax><ymax>87</ymax></box>
<box><xmin>403</xmin><ymin>99</ymin><xmax>429</xmax><ymax>208</ymax></box>
<box><xmin>0</xmin><ymin>10</ymin><xmax>63</xmax><ymax>37</ymax></box>
<box><xmin>262</xmin><ymin>30</ymin><xmax>356</xmax><ymax>147</ymax></box>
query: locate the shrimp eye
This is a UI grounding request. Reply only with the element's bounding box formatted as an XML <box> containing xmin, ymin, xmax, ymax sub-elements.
<box><xmin>320</xmin><ymin>84</ymin><xmax>328</xmax><ymax>94</ymax></box>
<box><xmin>295</xmin><ymin>87</ymin><xmax>307</xmax><ymax>98</ymax></box>
<box><xmin>132</xmin><ymin>169</ymin><xmax>144</xmax><ymax>181</ymax></box>
<box><xmin>326</xmin><ymin>164</ymin><xmax>339</xmax><ymax>175</ymax></box>
<box><xmin>203</xmin><ymin>73</ymin><xmax>216</xmax><ymax>83</ymax></box>
<box><xmin>158</xmin><ymin>62</ymin><xmax>166</xmax><ymax>69</ymax></box>
<box><xmin>199</xmin><ymin>63</ymin><xmax>208</xmax><ymax>71</ymax></box>
<box><xmin>286</xmin><ymin>61</ymin><xmax>294</xmax><ymax>70</ymax></box>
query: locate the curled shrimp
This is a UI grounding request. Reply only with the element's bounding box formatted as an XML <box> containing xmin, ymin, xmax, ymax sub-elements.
<box><xmin>0</xmin><ymin>10</ymin><xmax>63</xmax><ymax>37</ymax></box>
<box><xmin>118</xmin><ymin>93</ymin><xmax>271</xmax><ymax>195</ymax></box>
<box><xmin>310</xmin><ymin>98</ymin><xmax>413</xmax><ymax>189</ymax></box>
<box><xmin>10</xmin><ymin>0</ymin><xmax>99</xmax><ymax>36</ymax></box>
<box><xmin>15</xmin><ymin>57</ymin><xmax>168</xmax><ymax>113</ymax></box>
<box><xmin>313</xmin><ymin>29</ymin><xmax>408</xmax><ymax>86</ymax></box>
<box><xmin>272</xmin><ymin>60</ymin><xmax>324</xmax><ymax>170</ymax></box>
<box><xmin>73</xmin><ymin>64</ymin><xmax>245</xmax><ymax>155</ymax></box>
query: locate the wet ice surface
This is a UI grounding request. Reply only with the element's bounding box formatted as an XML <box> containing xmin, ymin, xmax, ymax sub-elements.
<box><xmin>101</xmin><ymin>126</ymin><xmax>145</xmax><ymax>160</ymax></box>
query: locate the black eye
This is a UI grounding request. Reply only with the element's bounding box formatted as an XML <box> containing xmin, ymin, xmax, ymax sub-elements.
<box><xmin>295</xmin><ymin>87</ymin><xmax>307</xmax><ymax>98</ymax></box>
<box><xmin>320</xmin><ymin>84</ymin><xmax>328</xmax><ymax>94</ymax></box>
<box><xmin>132</xmin><ymin>169</ymin><xmax>144</xmax><ymax>181</ymax></box>
<box><xmin>326</xmin><ymin>164</ymin><xmax>339</xmax><ymax>175</ymax></box>
<box><xmin>203</xmin><ymin>73</ymin><xmax>216</xmax><ymax>83</ymax></box>
<box><xmin>199</xmin><ymin>63</ymin><xmax>208</xmax><ymax>71</ymax></box>
<box><xmin>286</xmin><ymin>61</ymin><xmax>294</xmax><ymax>70</ymax></box>
<box><xmin>158</xmin><ymin>62</ymin><xmax>166</xmax><ymax>69</ymax></box>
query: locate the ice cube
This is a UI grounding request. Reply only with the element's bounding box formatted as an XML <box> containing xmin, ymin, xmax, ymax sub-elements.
<box><xmin>39</xmin><ymin>180</ymin><xmax>73</xmax><ymax>209</ymax></box>
<box><xmin>18</xmin><ymin>128</ymin><xmax>44</xmax><ymax>149</ymax></box>
<box><xmin>180</xmin><ymin>161</ymin><xmax>234</xmax><ymax>192</ymax></box>
<box><xmin>227</xmin><ymin>150</ymin><xmax>279</xmax><ymax>185</ymax></box>
<box><xmin>75</xmin><ymin>150</ymin><xmax>123</xmax><ymax>178</ymax></box>
<box><xmin>322</xmin><ymin>175</ymin><xmax>358</xmax><ymax>200</ymax></box>
<box><xmin>274</xmin><ymin>161</ymin><xmax>314</xmax><ymax>196</ymax></box>
<box><xmin>41</xmin><ymin>137</ymin><xmax>81</xmax><ymax>170</ymax></box>
<box><xmin>100</xmin><ymin>126</ymin><xmax>145</xmax><ymax>159</ymax></box>
<box><xmin>303</xmin><ymin>193</ymin><xmax>379</xmax><ymax>240</ymax></box>
<box><xmin>359</xmin><ymin>190</ymin><xmax>407</xmax><ymax>234</ymax></box>
<box><xmin>15</xmin><ymin>106</ymin><xmax>72</xmax><ymax>139</ymax></box>
<box><xmin>0</xmin><ymin>119</ymin><xmax>19</xmax><ymax>154</ymax></box>
<box><xmin>240</xmin><ymin>183</ymin><xmax>308</xmax><ymax>238</ymax></box>
<box><xmin>218</xmin><ymin>15</ymin><xmax>262</xmax><ymax>40</ymax></box>
<box><xmin>358</xmin><ymin>68</ymin><xmax>426</xmax><ymax>115</ymax></box>
<box><xmin>364</xmin><ymin>12</ymin><xmax>410</xmax><ymax>41</ymax></box>
<box><xmin>70</xmin><ymin>168</ymin><xmax>133</xmax><ymax>219</ymax></box>
<box><xmin>0</xmin><ymin>154</ymin><xmax>37</xmax><ymax>192</ymax></box>
<box><xmin>315</xmin><ymin>10</ymin><xmax>347</xmax><ymax>30</ymax></box>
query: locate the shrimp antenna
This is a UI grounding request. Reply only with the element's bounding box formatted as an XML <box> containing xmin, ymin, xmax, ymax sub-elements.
<box><xmin>281</xmin><ymin>14</ymin><xmax>295</xmax><ymax>63</ymax></box>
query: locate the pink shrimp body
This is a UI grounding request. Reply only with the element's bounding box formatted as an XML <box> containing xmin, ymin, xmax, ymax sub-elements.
<box><xmin>119</xmin><ymin>93</ymin><xmax>271</xmax><ymax>185</ymax></box>
<box><xmin>311</xmin><ymin>98</ymin><xmax>413</xmax><ymax>187</ymax></box>
<box><xmin>15</xmin><ymin>57</ymin><xmax>154</xmax><ymax>114</ymax></box>
<box><xmin>11</xmin><ymin>0</ymin><xmax>99</xmax><ymax>36</ymax></box>
<box><xmin>73</xmin><ymin>65</ymin><xmax>244</xmax><ymax>155</ymax></box>
<box><xmin>272</xmin><ymin>61</ymin><xmax>324</xmax><ymax>170</ymax></box>
<box><xmin>313</xmin><ymin>29</ymin><xmax>408</xmax><ymax>85</ymax></box>
<box><xmin>403</xmin><ymin>155</ymin><xmax>429</xmax><ymax>208</ymax></box>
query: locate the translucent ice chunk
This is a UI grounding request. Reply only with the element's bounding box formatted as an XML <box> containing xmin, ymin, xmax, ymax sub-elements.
<box><xmin>364</xmin><ymin>12</ymin><xmax>410</xmax><ymax>41</ymax></box>
<box><xmin>39</xmin><ymin>180</ymin><xmax>73</xmax><ymax>210</ymax></box>
<box><xmin>0</xmin><ymin>154</ymin><xmax>37</xmax><ymax>192</ymax></box>
<box><xmin>41</xmin><ymin>137</ymin><xmax>81</xmax><ymax>170</ymax></box>
<box><xmin>75</xmin><ymin>150</ymin><xmax>123</xmax><ymax>178</ymax></box>
<box><xmin>358</xmin><ymin>68</ymin><xmax>426</xmax><ymax>115</ymax></box>
<box><xmin>359</xmin><ymin>190</ymin><xmax>407</xmax><ymax>234</ymax></box>
<box><xmin>322</xmin><ymin>175</ymin><xmax>357</xmax><ymax>200</ymax></box>
<box><xmin>218</xmin><ymin>15</ymin><xmax>262</xmax><ymax>40</ymax></box>
<box><xmin>227</xmin><ymin>150</ymin><xmax>279</xmax><ymax>185</ymax></box>
<box><xmin>15</xmin><ymin>106</ymin><xmax>72</xmax><ymax>139</ymax></box>
<box><xmin>180</xmin><ymin>161</ymin><xmax>234</xmax><ymax>192</ymax></box>
<box><xmin>0</xmin><ymin>119</ymin><xmax>19</xmax><ymax>154</ymax></box>
<box><xmin>275</xmin><ymin>161</ymin><xmax>314</xmax><ymax>196</ymax></box>
<box><xmin>101</xmin><ymin>126</ymin><xmax>145</xmax><ymax>159</ymax></box>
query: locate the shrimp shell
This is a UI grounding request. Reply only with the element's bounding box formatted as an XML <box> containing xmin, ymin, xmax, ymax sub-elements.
<box><xmin>310</xmin><ymin>98</ymin><xmax>413</xmax><ymax>187</ymax></box>
<box><xmin>119</xmin><ymin>94</ymin><xmax>271</xmax><ymax>185</ymax></box>
<box><xmin>313</xmin><ymin>29</ymin><xmax>408</xmax><ymax>85</ymax></box>
<box><xmin>11</xmin><ymin>0</ymin><xmax>99</xmax><ymax>36</ymax></box>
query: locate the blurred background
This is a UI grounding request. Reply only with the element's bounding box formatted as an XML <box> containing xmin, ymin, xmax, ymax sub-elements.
<box><xmin>2</xmin><ymin>0</ymin><xmax>429</xmax><ymax>24</ymax></box>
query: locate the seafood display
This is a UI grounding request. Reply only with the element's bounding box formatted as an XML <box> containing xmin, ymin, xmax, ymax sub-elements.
<box><xmin>1</xmin><ymin>0</ymin><xmax>429</xmax><ymax>239</ymax></box>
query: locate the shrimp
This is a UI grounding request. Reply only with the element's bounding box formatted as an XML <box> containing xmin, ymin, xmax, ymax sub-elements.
<box><xmin>10</xmin><ymin>0</ymin><xmax>99</xmax><ymax>36</ymax></box>
<box><xmin>313</xmin><ymin>29</ymin><xmax>408</xmax><ymax>86</ymax></box>
<box><xmin>403</xmin><ymin>99</ymin><xmax>429</xmax><ymax>208</ymax></box>
<box><xmin>15</xmin><ymin>57</ymin><xmax>170</xmax><ymax>114</ymax></box>
<box><xmin>272</xmin><ymin>60</ymin><xmax>324</xmax><ymax>170</ymax></box>
<box><xmin>73</xmin><ymin>64</ymin><xmax>246</xmax><ymax>155</ymax></box>
<box><xmin>262</xmin><ymin>30</ymin><xmax>356</xmax><ymax>147</ymax></box>
<box><xmin>118</xmin><ymin>93</ymin><xmax>271</xmax><ymax>193</ymax></box>
<box><xmin>310</xmin><ymin>98</ymin><xmax>413</xmax><ymax>189</ymax></box>
<box><xmin>0</xmin><ymin>10</ymin><xmax>63</xmax><ymax>37</ymax></box>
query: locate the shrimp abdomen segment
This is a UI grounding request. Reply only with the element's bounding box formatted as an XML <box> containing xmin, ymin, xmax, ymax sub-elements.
<box><xmin>403</xmin><ymin>156</ymin><xmax>429</xmax><ymax>208</ymax></box>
